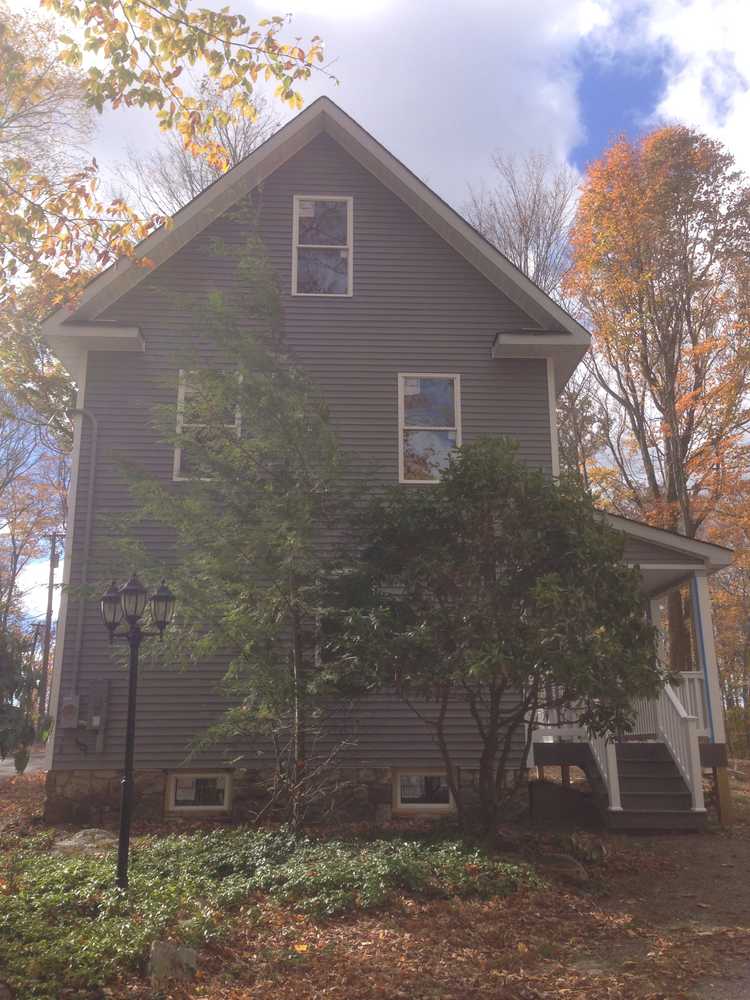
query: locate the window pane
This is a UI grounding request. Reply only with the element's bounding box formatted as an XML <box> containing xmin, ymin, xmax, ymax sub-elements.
<box><xmin>176</xmin><ymin>425</ymin><xmax>227</xmax><ymax>479</ymax></box>
<box><xmin>182</xmin><ymin>373</ymin><xmax>237</xmax><ymax>427</ymax></box>
<box><xmin>298</xmin><ymin>199</ymin><xmax>348</xmax><ymax>245</ymax></box>
<box><xmin>174</xmin><ymin>776</ymin><xmax>226</xmax><ymax>806</ymax></box>
<box><xmin>403</xmin><ymin>429</ymin><xmax>456</xmax><ymax>481</ymax></box>
<box><xmin>400</xmin><ymin>774</ymin><xmax>450</xmax><ymax>805</ymax></box>
<box><xmin>297</xmin><ymin>247</ymin><xmax>349</xmax><ymax>295</ymax></box>
<box><xmin>403</xmin><ymin>377</ymin><xmax>455</xmax><ymax>427</ymax></box>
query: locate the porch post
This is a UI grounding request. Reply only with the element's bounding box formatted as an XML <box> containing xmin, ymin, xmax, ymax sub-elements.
<box><xmin>690</xmin><ymin>572</ymin><xmax>725</xmax><ymax>744</ymax></box>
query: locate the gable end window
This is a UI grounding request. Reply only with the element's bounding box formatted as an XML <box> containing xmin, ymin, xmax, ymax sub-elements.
<box><xmin>292</xmin><ymin>195</ymin><xmax>353</xmax><ymax>296</ymax></box>
<box><xmin>398</xmin><ymin>374</ymin><xmax>461</xmax><ymax>483</ymax></box>
<box><xmin>173</xmin><ymin>369</ymin><xmax>241</xmax><ymax>481</ymax></box>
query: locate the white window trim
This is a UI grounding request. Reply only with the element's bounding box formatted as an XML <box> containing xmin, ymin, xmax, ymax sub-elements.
<box><xmin>392</xmin><ymin>768</ymin><xmax>456</xmax><ymax>815</ymax></box>
<box><xmin>291</xmin><ymin>195</ymin><xmax>354</xmax><ymax>297</ymax></box>
<box><xmin>398</xmin><ymin>373</ymin><xmax>462</xmax><ymax>484</ymax></box>
<box><xmin>165</xmin><ymin>771</ymin><xmax>232</xmax><ymax>813</ymax></box>
<box><xmin>172</xmin><ymin>369</ymin><xmax>241</xmax><ymax>482</ymax></box>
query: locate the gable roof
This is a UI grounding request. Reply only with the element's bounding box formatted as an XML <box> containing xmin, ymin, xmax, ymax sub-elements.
<box><xmin>42</xmin><ymin>97</ymin><xmax>590</xmax><ymax>382</ymax></box>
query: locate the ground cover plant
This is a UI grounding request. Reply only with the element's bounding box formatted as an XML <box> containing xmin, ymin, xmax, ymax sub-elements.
<box><xmin>0</xmin><ymin>823</ymin><xmax>540</xmax><ymax>999</ymax></box>
<box><xmin>4</xmin><ymin>773</ymin><xmax>750</xmax><ymax>999</ymax></box>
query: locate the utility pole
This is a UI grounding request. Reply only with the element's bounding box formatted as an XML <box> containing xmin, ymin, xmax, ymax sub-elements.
<box><xmin>39</xmin><ymin>532</ymin><xmax>61</xmax><ymax>725</ymax></box>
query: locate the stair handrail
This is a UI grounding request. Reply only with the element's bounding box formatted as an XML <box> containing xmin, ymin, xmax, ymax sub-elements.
<box><xmin>589</xmin><ymin>733</ymin><xmax>622</xmax><ymax>811</ymax></box>
<box><xmin>653</xmin><ymin>684</ymin><xmax>705</xmax><ymax>812</ymax></box>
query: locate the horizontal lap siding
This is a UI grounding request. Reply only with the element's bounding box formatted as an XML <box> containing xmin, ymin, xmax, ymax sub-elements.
<box><xmin>51</xmin><ymin>131</ymin><xmax>550</xmax><ymax>772</ymax></box>
<box><xmin>323</xmin><ymin>691</ymin><xmax>526</xmax><ymax>769</ymax></box>
<box><xmin>622</xmin><ymin>537</ymin><xmax>703</xmax><ymax>566</ymax></box>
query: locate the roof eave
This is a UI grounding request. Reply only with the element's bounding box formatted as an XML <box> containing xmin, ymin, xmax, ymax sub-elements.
<box><xmin>491</xmin><ymin>331</ymin><xmax>590</xmax><ymax>392</ymax></box>
<box><xmin>602</xmin><ymin>512</ymin><xmax>733</xmax><ymax>573</ymax></box>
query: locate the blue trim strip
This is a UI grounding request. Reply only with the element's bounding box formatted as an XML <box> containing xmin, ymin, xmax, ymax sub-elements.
<box><xmin>690</xmin><ymin>576</ymin><xmax>716</xmax><ymax>743</ymax></box>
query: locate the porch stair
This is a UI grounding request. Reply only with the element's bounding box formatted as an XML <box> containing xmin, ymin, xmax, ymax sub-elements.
<box><xmin>603</xmin><ymin>742</ymin><xmax>706</xmax><ymax>832</ymax></box>
<box><xmin>534</xmin><ymin>740</ymin><xmax>707</xmax><ymax>832</ymax></box>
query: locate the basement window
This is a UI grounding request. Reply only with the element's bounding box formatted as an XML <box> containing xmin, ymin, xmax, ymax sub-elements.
<box><xmin>292</xmin><ymin>196</ymin><xmax>353</xmax><ymax>296</ymax></box>
<box><xmin>166</xmin><ymin>773</ymin><xmax>231</xmax><ymax>813</ymax></box>
<box><xmin>393</xmin><ymin>769</ymin><xmax>455</xmax><ymax>815</ymax></box>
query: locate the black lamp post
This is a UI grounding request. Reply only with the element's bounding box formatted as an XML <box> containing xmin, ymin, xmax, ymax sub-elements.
<box><xmin>100</xmin><ymin>574</ymin><xmax>176</xmax><ymax>888</ymax></box>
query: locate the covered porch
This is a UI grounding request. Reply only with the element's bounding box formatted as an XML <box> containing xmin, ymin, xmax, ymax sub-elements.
<box><xmin>532</xmin><ymin>514</ymin><xmax>733</xmax><ymax>830</ymax></box>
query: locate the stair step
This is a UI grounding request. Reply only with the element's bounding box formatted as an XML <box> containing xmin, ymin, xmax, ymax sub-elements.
<box><xmin>617</xmin><ymin>761</ymin><xmax>680</xmax><ymax>778</ymax></box>
<box><xmin>606</xmin><ymin>809</ymin><xmax>706</xmax><ymax>832</ymax></box>
<box><xmin>616</xmin><ymin>742</ymin><xmax>672</xmax><ymax>761</ymax></box>
<box><xmin>620</xmin><ymin>792</ymin><xmax>692</xmax><ymax>811</ymax></box>
<box><xmin>619</xmin><ymin>776</ymin><xmax>688</xmax><ymax>795</ymax></box>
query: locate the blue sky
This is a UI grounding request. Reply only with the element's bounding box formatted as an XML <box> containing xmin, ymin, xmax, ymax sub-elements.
<box><xmin>16</xmin><ymin>0</ymin><xmax>750</xmax><ymax>617</ymax></box>
<box><xmin>571</xmin><ymin>40</ymin><xmax>670</xmax><ymax>171</ymax></box>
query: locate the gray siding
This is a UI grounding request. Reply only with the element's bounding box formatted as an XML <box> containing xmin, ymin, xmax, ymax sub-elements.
<box><xmin>622</xmin><ymin>536</ymin><xmax>702</xmax><ymax>566</ymax></box>
<box><xmin>50</xmin><ymin>133</ymin><xmax>547</xmax><ymax>773</ymax></box>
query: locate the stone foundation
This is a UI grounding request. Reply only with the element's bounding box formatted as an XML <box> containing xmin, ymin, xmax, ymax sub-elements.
<box><xmin>44</xmin><ymin>769</ymin><xmax>168</xmax><ymax>826</ymax></box>
<box><xmin>44</xmin><ymin>766</ymin><xmax>396</xmax><ymax>826</ymax></box>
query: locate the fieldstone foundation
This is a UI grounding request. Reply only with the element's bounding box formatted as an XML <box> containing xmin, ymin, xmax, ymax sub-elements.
<box><xmin>44</xmin><ymin>769</ymin><xmax>167</xmax><ymax>825</ymax></box>
<box><xmin>44</xmin><ymin>766</ymin><xmax>396</xmax><ymax>825</ymax></box>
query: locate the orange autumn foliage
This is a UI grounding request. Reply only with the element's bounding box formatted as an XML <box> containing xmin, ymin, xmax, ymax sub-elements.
<box><xmin>566</xmin><ymin>126</ymin><xmax>750</xmax><ymax>539</ymax></box>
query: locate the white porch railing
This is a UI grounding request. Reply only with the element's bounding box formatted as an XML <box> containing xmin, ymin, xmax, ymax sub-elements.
<box><xmin>533</xmin><ymin>700</ymin><xmax>587</xmax><ymax>742</ymax></box>
<box><xmin>629</xmin><ymin>694</ymin><xmax>658</xmax><ymax>737</ymax></box>
<box><xmin>677</xmin><ymin>672</ymin><xmax>710</xmax><ymax>739</ymax></box>
<box><xmin>632</xmin><ymin>683</ymin><xmax>705</xmax><ymax>812</ymax></box>
<box><xmin>534</xmin><ymin>682</ymin><xmax>706</xmax><ymax>814</ymax></box>
<box><xmin>590</xmin><ymin>734</ymin><xmax>622</xmax><ymax>811</ymax></box>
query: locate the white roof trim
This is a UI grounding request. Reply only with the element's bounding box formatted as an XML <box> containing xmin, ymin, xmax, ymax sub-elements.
<box><xmin>602</xmin><ymin>512</ymin><xmax>732</xmax><ymax>572</ymax></box>
<box><xmin>491</xmin><ymin>332</ymin><xmax>589</xmax><ymax>393</ymax></box>
<box><xmin>45</xmin><ymin>324</ymin><xmax>144</xmax><ymax>378</ymax></box>
<box><xmin>41</xmin><ymin>97</ymin><xmax>591</xmax><ymax>354</ymax></box>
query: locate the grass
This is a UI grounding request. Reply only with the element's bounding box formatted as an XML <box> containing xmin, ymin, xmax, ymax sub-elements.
<box><xmin>0</xmin><ymin>827</ymin><xmax>541</xmax><ymax>999</ymax></box>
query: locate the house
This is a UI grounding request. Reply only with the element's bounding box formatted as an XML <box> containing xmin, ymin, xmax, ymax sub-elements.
<box><xmin>41</xmin><ymin>97</ymin><xmax>732</xmax><ymax>829</ymax></box>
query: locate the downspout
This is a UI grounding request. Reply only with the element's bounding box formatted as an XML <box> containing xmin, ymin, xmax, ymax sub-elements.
<box><xmin>66</xmin><ymin>406</ymin><xmax>99</xmax><ymax>694</ymax></box>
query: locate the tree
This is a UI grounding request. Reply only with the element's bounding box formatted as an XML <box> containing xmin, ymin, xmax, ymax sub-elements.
<box><xmin>566</xmin><ymin>127</ymin><xmax>750</xmax><ymax>669</ymax></box>
<box><xmin>0</xmin><ymin>393</ymin><xmax>68</xmax><ymax>631</ymax></box>
<box><xmin>0</xmin><ymin>627</ymin><xmax>36</xmax><ymax>768</ymax></box>
<box><xmin>1</xmin><ymin>1</ymin><xmax>328</xmax><ymax>385</ymax></box>
<box><xmin>116</xmin><ymin>227</ymin><xmax>347</xmax><ymax>829</ymax></box>
<box><xmin>0</xmin><ymin>3</ymin><xmax>94</xmax><ymax>427</ymax></box>
<box><xmin>465</xmin><ymin>151</ymin><xmax>603</xmax><ymax>482</ymax></box>
<box><xmin>0</xmin><ymin>1</ymin><xmax>154</xmax><ymax>304</ymax></box>
<box><xmin>466</xmin><ymin>152</ymin><xmax>577</xmax><ymax>299</ymax></box>
<box><xmin>329</xmin><ymin>439</ymin><xmax>660</xmax><ymax>834</ymax></box>
<box><xmin>114</xmin><ymin>81</ymin><xmax>278</xmax><ymax>216</ymax></box>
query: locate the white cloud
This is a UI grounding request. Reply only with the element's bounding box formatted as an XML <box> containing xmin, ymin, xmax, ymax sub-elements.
<box><xmin>17</xmin><ymin>557</ymin><xmax>63</xmax><ymax>624</ymax></box>
<box><xmin>252</xmin><ymin>0</ymin><xmax>618</xmax><ymax>205</ymax></box>
<box><xmin>619</xmin><ymin>0</ymin><xmax>750</xmax><ymax>171</ymax></box>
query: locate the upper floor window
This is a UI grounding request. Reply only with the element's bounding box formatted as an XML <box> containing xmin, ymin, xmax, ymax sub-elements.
<box><xmin>292</xmin><ymin>195</ymin><xmax>353</xmax><ymax>296</ymax></box>
<box><xmin>173</xmin><ymin>369</ymin><xmax>241</xmax><ymax>481</ymax></box>
<box><xmin>398</xmin><ymin>374</ymin><xmax>461</xmax><ymax>483</ymax></box>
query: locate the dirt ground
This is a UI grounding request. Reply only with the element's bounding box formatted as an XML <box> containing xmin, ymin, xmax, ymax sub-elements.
<box><xmin>2</xmin><ymin>769</ymin><xmax>750</xmax><ymax>999</ymax></box>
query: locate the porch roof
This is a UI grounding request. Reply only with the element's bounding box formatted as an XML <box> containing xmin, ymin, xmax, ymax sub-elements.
<box><xmin>603</xmin><ymin>512</ymin><xmax>732</xmax><ymax>597</ymax></box>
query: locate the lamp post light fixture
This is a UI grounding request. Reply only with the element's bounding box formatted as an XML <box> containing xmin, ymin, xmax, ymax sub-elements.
<box><xmin>99</xmin><ymin>574</ymin><xmax>176</xmax><ymax>888</ymax></box>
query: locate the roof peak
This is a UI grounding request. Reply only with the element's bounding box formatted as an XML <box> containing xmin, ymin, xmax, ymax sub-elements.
<box><xmin>43</xmin><ymin>95</ymin><xmax>590</xmax><ymax>382</ymax></box>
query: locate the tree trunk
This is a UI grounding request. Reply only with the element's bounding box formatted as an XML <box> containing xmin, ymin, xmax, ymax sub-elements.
<box><xmin>434</xmin><ymin>687</ymin><xmax>465</xmax><ymax>832</ymax></box>
<box><xmin>477</xmin><ymin>691</ymin><xmax>501</xmax><ymax>838</ymax></box>
<box><xmin>289</xmin><ymin>597</ymin><xmax>305</xmax><ymax>833</ymax></box>
<box><xmin>667</xmin><ymin>588</ymin><xmax>693</xmax><ymax>672</ymax></box>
